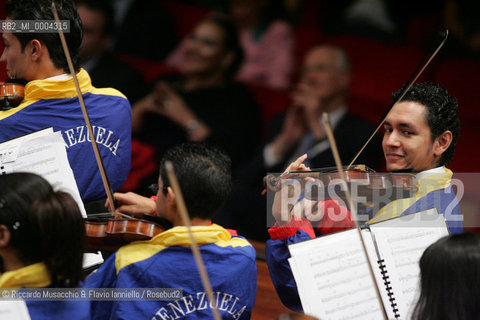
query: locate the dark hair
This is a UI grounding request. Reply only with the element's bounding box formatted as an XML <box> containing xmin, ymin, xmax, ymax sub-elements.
<box><xmin>412</xmin><ymin>233</ymin><xmax>480</xmax><ymax>320</ymax></box>
<box><xmin>6</xmin><ymin>0</ymin><xmax>83</xmax><ymax>72</ymax></box>
<box><xmin>392</xmin><ymin>82</ymin><xmax>460</xmax><ymax>166</ymax></box>
<box><xmin>0</xmin><ymin>173</ymin><xmax>85</xmax><ymax>287</ymax></box>
<box><xmin>159</xmin><ymin>143</ymin><xmax>232</xmax><ymax>220</ymax></box>
<box><xmin>75</xmin><ymin>0</ymin><xmax>115</xmax><ymax>36</ymax></box>
<box><xmin>201</xmin><ymin>13</ymin><xmax>244</xmax><ymax>78</ymax></box>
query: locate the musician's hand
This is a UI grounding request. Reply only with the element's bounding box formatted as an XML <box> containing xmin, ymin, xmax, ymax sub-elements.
<box><xmin>271</xmin><ymin>154</ymin><xmax>312</xmax><ymax>225</ymax></box>
<box><xmin>284</xmin><ymin>154</ymin><xmax>311</xmax><ymax>173</ymax></box>
<box><xmin>107</xmin><ymin>192</ymin><xmax>157</xmax><ymax>217</ymax></box>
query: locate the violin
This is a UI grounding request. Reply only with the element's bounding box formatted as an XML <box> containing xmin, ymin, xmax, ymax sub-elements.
<box><xmin>0</xmin><ymin>81</ymin><xmax>24</xmax><ymax>110</ymax></box>
<box><xmin>264</xmin><ymin>165</ymin><xmax>417</xmax><ymax>203</ymax></box>
<box><xmin>84</xmin><ymin>213</ymin><xmax>172</xmax><ymax>252</ymax></box>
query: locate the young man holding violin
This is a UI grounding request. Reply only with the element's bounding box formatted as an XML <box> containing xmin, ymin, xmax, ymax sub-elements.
<box><xmin>83</xmin><ymin>143</ymin><xmax>257</xmax><ymax>320</ymax></box>
<box><xmin>265</xmin><ymin>82</ymin><xmax>462</xmax><ymax>312</ymax></box>
<box><xmin>0</xmin><ymin>0</ymin><xmax>131</xmax><ymax>205</ymax></box>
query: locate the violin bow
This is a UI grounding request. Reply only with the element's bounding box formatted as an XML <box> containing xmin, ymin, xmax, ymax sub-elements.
<box><xmin>165</xmin><ymin>162</ymin><xmax>222</xmax><ymax>320</ymax></box>
<box><xmin>322</xmin><ymin>112</ymin><xmax>389</xmax><ymax>320</ymax></box>
<box><xmin>348</xmin><ymin>30</ymin><xmax>449</xmax><ymax>168</ymax></box>
<box><xmin>52</xmin><ymin>3</ymin><xmax>116</xmax><ymax>215</ymax></box>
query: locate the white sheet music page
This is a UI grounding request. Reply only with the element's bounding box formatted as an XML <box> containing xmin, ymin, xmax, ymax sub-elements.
<box><xmin>0</xmin><ymin>128</ymin><xmax>87</xmax><ymax>217</ymax></box>
<box><xmin>368</xmin><ymin>208</ymin><xmax>449</xmax><ymax>319</ymax></box>
<box><xmin>288</xmin><ymin>229</ymin><xmax>385</xmax><ymax>320</ymax></box>
<box><xmin>0</xmin><ymin>300</ymin><xmax>31</xmax><ymax>320</ymax></box>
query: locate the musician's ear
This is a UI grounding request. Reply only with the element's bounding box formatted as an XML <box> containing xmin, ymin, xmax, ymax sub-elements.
<box><xmin>433</xmin><ymin>130</ymin><xmax>453</xmax><ymax>157</ymax></box>
<box><xmin>0</xmin><ymin>225</ymin><xmax>11</xmax><ymax>247</ymax></box>
<box><xmin>29</xmin><ymin>40</ymin><xmax>42</xmax><ymax>61</ymax></box>
<box><xmin>166</xmin><ymin>187</ymin><xmax>176</xmax><ymax>210</ymax></box>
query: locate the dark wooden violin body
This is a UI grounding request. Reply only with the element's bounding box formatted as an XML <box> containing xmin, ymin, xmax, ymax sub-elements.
<box><xmin>85</xmin><ymin>213</ymin><xmax>172</xmax><ymax>252</ymax></box>
<box><xmin>0</xmin><ymin>82</ymin><xmax>24</xmax><ymax>110</ymax></box>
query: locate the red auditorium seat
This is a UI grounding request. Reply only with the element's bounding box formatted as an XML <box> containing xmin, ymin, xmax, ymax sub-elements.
<box><xmin>433</xmin><ymin>59</ymin><xmax>480</xmax><ymax>172</ymax></box>
<box><xmin>116</xmin><ymin>53</ymin><xmax>180</xmax><ymax>83</ymax></box>
<box><xmin>160</xmin><ymin>0</ymin><xmax>211</xmax><ymax>41</ymax></box>
<box><xmin>433</xmin><ymin>59</ymin><xmax>480</xmax><ymax>126</ymax></box>
<box><xmin>325</xmin><ymin>36</ymin><xmax>428</xmax><ymax>107</ymax></box>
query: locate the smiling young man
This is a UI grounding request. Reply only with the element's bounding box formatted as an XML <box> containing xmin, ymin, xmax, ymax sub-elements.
<box><xmin>0</xmin><ymin>0</ymin><xmax>131</xmax><ymax>204</ymax></box>
<box><xmin>265</xmin><ymin>82</ymin><xmax>462</xmax><ymax>312</ymax></box>
<box><xmin>367</xmin><ymin>83</ymin><xmax>461</xmax><ymax>226</ymax></box>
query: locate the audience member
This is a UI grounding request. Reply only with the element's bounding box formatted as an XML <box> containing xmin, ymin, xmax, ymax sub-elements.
<box><xmin>443</xmin><ymin>0</ymin><xmax>480</xmax><ymax>58</ymax></box>
<box><xmin>167</xmin><ymin>0</ymin><xmax>295</xmax><ymax>89</ymax></box>
<box><xmin>110</xmin><ymin>0</ymin><xmax>177</xmax><ymax>61</ymax></box>
<box><xmin>131</xmin><ymin>14</ymin><xmax>261</xmax><ymax>193</ymax></box>
<box><xmin>76</xmin><ymin>0</ymin><xmax>145</xmax><ymax>103</ymax></box>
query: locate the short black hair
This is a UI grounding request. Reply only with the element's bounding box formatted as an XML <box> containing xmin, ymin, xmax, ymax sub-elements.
<box><xmin>392</xmin><ymin>82</ymin><xmax>460</xmax><ymax>166</ymax></box>
<box><xmin>6</xmin><ymin>0</ymin><xmax>83</xmax><ymax>72</ymax></box>
<box><xmin>412</xmin><ymin>233</ymin><xmax>480</xmax><ymax>320</ymax></box>
<box><xmin>159</xmin><ymin>143</ymin><xmax>232</xmax><ymax>220</ymax></box>
<box><xmin>0</xmin><ymin>173</ymin><xmax>85</xmax><ymax>287</ymax></box>
<box><xmin>75</xmin><ymin>0</ymin><xmax>115</xmax><ymax>36</ymax></box>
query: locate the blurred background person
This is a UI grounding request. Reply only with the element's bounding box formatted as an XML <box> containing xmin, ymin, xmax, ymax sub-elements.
<box><xmin>167</xmin><ymin>0</ymin><xmax>295</xmax><ymax>90</ymax></box>
<box><xmin>228</xmin><ymin>0</ymin><xmax>295</xmax><ymax>89</ymax></box>
<box><xmin>443</xmin><ymin>0</ymin><xmax>480</xmax><ymax>58</ymax></box>
<box><xmin>76</xmin><ymin>0</ymin><xmax>145</xmax><ymax>104</ymax></box>
<box><xmin>110</xmin><ymin>0</ymin><xmax>177</xmax><ymax>61</ymax></box>
<box><xmin>130</xmin><ymin>14</ymin><xmax>261</xmax><ymax>194</ymax></box>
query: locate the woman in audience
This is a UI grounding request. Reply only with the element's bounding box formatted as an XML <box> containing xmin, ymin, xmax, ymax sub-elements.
<box><xmin>0</xmin><ymin>172</ymin><xmax>88</xmax><ymax>319</ymax></box>
<box><xmin>132</xmin><ymin>14</ymin><xmax>261</xmax><ymax>180</ymax></box>
<box><xmin>412</xmin><ymin>232</ymin><xmax>480</xmax><ymax>320</ymax></box>
<box><xmin>168</xmin><ymin>0</ymin><xmax>295</xmax><ymax>89</ymax></box>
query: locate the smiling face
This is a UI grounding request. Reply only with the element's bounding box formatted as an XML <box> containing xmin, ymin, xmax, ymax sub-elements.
<box><xmin>382</xmin><ymin>101</ymin><xmax>440</xmax><ymax>172</ymax></box>
<box><xmin>183</xmin><ymin>21</ymin><xmax>230</xmax><ymax>77</ymax></box>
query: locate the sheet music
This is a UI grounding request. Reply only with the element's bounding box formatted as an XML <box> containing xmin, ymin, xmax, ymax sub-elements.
<box><xmin>288</xmin><ymin>229</ymin><xmax>385</xmax><ymax>320</ymax></box>
<box><xmin>0</xmin><ymin>300</ymin><xmax>31</xmax><ymax>320</ymax></box>
<box><xmin>0</xmin><ymin>129</ymin><xmax>86</xmax><ymax>217</ymax></box>
<box><xmin>368</xmin><ymin>209</ymin><xmax>449</xmax><ymax>319</ymax></box>
<box><xmin>288</xmin><ymin>257</ymin><xmax>313</xmax><ymax>314</ymax></box>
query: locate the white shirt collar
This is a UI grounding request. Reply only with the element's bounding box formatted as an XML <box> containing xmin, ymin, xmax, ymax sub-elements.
<box><xmin>44</xmin><ymin>73</ymin><xmax>72</xmax><ymax>81</ymax></box>
<box><xmin>415</xmin><ymin>166</ymin><xmax>446</xmax><ymax>180</ymax></box>
<box><xmin>319</xmin><ymin>105</ymin><xmax>348</xmax><ymax>130</ymax></box>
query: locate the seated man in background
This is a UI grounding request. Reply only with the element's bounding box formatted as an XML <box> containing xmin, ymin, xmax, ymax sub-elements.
<box><xmin>84</xmin><ymin>143</ymin><xmax>257</xmax><ymax>320</ymax></box>
<box><xmin>0</xmin><ymin>0</ymin><xmax>131</xmax><ymax>204</ymax></box>
<box><xmin>266</xmin><ymin>82</ymin><xmax>462</xmax><ymax>311</ymax></box>
<box><xmin>76</xmin><ymin>0</ymin><xmax>145</xmax><ymax>104</ymax></box>
<box><xmin>222</xmin><ymin>45</ymin><xmax>381</xmax><ymax>240</ymax></box>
